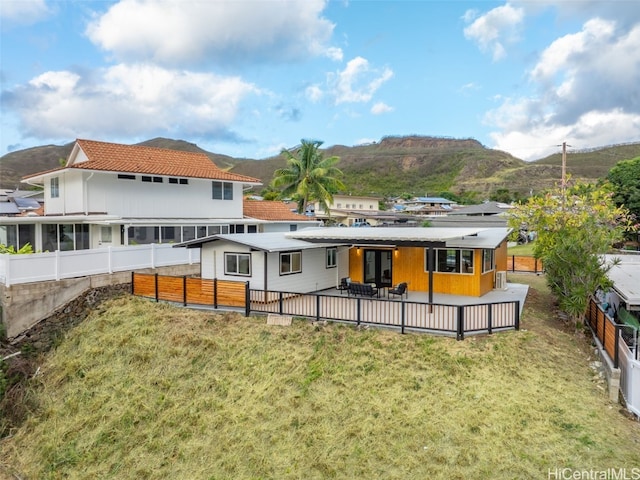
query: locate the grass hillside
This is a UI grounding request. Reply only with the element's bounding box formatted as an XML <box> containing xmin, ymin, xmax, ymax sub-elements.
<box><xmin>2</xmin><ymin>135</ymin><xmax>640</xmax><ymax>198</ymax></box>
<box><xmin>1</xmin><ymin>275</ymin><xmax>639</xmax><ymax>479</ymax></box>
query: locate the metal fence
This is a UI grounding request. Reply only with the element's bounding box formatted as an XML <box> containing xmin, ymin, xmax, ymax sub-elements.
<box><xmin>249</xmin><ymin>289</ymin><xmax>520</xmax><ymax>340</ymax></box>
<box><xmin>506</xmin><ymin>255</ymin><xmax>544</xmax><ymax>274</ymax></box>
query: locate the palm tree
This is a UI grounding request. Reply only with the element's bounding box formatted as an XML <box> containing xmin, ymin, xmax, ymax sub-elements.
<box><xmin>271</xmin><ymin>139</ymin><xmax>346</xmax><ymax>215</ymax></box>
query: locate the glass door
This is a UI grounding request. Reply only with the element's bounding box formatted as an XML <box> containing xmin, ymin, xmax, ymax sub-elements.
<box><xmin>364</xmin><ymin>250</ymin><xmax>393</xmax><ymax>287</ymax></box>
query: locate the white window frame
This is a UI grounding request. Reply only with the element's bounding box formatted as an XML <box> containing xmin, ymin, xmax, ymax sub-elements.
<box><xmin>50</xmin><ymin>177</ymin><xmax>59</xmax><ymax>198</ymax></box>
<box><xmin>326</xmin><ymin>247</ymin><xmax>337</xmax><ymax>268</ymax></box>
<box><xmin>224</xmin><ymin>252</ymin><xmax>251</xmax><ymax>276</ymax></box>
<box><xmin>212</xmin><ymin>181</ymin><xmax>233</xmax><ymax>200</ymax></box>
<box><xmin>280</xmin><ymin>251</ymin><xmax>302</xmax><ymax>275</ymax></box>
<box><xmin>482</xmin><ymin>249</ymin><xmax>495</xmax><ymax>273</ymax></box>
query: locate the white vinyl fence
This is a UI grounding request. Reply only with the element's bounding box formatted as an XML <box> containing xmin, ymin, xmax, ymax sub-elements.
<box><xmin>619</xmin><ymin>329</ymin><xmax>640</xmax><ymax>417</ymax></box>
<box><xmin>0</xmin><ymin>244</ymin><xmax>199</xmax><ymax>286</ymax></box>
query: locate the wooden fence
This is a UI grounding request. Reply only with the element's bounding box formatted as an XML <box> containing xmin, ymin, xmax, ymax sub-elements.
<box><xmin>132</xmin><ymin>272</ymin><xmax>247</xmax><ymax>308</ymax></box>
<box><xmin>506</xmin><ymin>255</ymin><xmax>544</xmax><ymax>273</ymax></box>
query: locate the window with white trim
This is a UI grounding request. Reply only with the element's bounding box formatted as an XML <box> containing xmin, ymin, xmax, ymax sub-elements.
<box><xmin>482</xmin><ymin>249</ymin><xmax>495</xmax><ymax>273</ymax></box>
<box><xmin>50</xmin><ymin>177</ymin><xmax>59</xmax><ymax>198</ymax></box>
<box><xmin>280</xmin><ymin>251</ymin><xmax>302</xmax><ymax>275</ymax></box>
<box><xmin>212</xmin><ymin>181</ymin><xmax>233</xmax><ymax>200</ymax></box>
<box><xmin>326</xmin><ymin>247</ymin><xmax>337</xmax><ymax>268</ymax></box>
<box><xmin>225</xmin><ymin>252</ymin><xmax>251</xmax><ymax>276</ymax></box>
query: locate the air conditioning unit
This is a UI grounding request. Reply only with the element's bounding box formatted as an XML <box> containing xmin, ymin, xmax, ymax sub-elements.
<box><xmin>495</xmin><ymin>271</ymin><xmax>507</xmax><ymax>290</ymax></box>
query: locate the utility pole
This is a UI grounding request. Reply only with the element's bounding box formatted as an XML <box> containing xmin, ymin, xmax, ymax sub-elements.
<box><xmin>559</xmin><ymin>141</ymin><xmax>571</xmax><ymax>211</ymax></box>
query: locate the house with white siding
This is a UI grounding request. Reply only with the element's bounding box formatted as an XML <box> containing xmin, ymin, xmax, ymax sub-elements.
<box><xmin>1</xmin><ymin>139</ymin><xmax>264</xmax><ymax>252</ymax></box>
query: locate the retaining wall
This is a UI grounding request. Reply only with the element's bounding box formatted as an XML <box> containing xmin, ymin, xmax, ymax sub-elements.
<box><xmin>0</xmin><ymin>264</ymin><xmax>199</xmax><ymax>339</ymax></box>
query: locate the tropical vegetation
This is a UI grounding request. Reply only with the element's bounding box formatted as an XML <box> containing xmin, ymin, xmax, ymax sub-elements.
<box><xmin>508</xmin><ymin>182</ymin><xmax>636</xmax><ymax>325</ymax></box>
<box><xmin>271</xmin><ymin>139</ymin><xmax>346</xmax><ymax>214</ymax></box>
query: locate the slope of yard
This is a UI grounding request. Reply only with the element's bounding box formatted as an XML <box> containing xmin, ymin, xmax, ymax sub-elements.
<box><xmin>1</xmin><ymin>274</ymin><xmax>639</xmax><ymax>479</ymax></box>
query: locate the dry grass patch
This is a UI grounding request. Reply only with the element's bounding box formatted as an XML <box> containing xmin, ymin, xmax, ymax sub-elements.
<box><xmin>1</xmin><ymin>279</ymin><xmax>639</xmax><ymax>479</ymax></box>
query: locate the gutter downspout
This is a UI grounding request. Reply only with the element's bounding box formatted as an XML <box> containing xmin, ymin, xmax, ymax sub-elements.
<box><xmin>84</xmin><ymin>172</ymin><xmax>94</xmax><ymax>215</ymax></box>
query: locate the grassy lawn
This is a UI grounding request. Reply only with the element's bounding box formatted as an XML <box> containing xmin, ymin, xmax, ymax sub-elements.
<box><xmin>507</xmin><ymin>242</ymin><xmax>536</xmax><ymax>256</ymax></box>
<box><xmin>1</xmin><ymin>274</ymin><xmax>639</xmax><ymax>479</ymax></box>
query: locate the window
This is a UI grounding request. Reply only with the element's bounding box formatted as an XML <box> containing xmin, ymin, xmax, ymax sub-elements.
<box><xmin>337</xmin><ymin>203</ymin><xmax>342</xmax><ymax>208</ymax></box>
<box><xmin>225</xmin><ymin>252</ymin><xmax>251</xmax><ymax>276</ymax></box>
<box><xmin>169</xmin><ymin>178</ymin><xmax>189</xmax><ymax>185</ymax></box>
<box><xmin>428</xmin><ymin>248</ymin><xmax>474</xmax><ymax>274</ymax></box>
<box><xmin>247</xmin><ymin>225</ymin><xmax>257</xmax><ymax>233</ymax></box>
<box><xmin>289</xmin><ymin>225</ymin><xmax>297</xmax><ymax>232</ymax></box>
<box><xmin>118</xmin><ymin>174</ymin><xmax>136</xmax><ymax>180</ymax></box>
<box><xmin>326</xmin><ymin>247</ymin><xmax>337</xmax><ymax>268</ymax></box>
<box><xmin>483</xmin><ymin>249</ymin><xmax>495</xmax><ymax>273</ymax></box>
<box><xmin>50</xmin><ymin>177</ymin><xmax>59</xmax><ymax>198</ymax></box>
<box><xmin>212</xmin><ymin>181</ymin><xmax>233</xmax><ymax>200</ymax></box>
<box><xmin>141</xmin><ymin>176</ymin><xmax>152</xmax><ymax>182</ymax></box>
<box><xmin>153</xmin><ymin>176</ymin><xmax>163</xmax><ymax>183</ymax></box>
<box><xmin>280</xmin><ymin>251</ymin><xmax>302</xmax><ymax>275</ymax></box>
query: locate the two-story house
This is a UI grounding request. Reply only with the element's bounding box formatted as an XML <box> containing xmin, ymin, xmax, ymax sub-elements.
<box><xmin>2</xmin><ymin>139</ymin><xmax>263</xmax><ymax>252</ymax></box>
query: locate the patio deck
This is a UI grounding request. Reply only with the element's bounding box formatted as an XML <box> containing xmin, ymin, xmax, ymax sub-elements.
<box><xmin>319</xmin><ymin>282</ymin><xmax>529</xmax><ymax>315</ymax></box>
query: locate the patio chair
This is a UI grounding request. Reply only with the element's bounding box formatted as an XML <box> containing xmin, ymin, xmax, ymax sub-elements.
<box><xmin>337</xmin><ymin>277</ymin><xmax>351</xmax><ymax>295</ymax></box>
<box><xmin>388</xmin><ymin>282</ymin><xmax>408</xmax><ymax>299</ymax></box>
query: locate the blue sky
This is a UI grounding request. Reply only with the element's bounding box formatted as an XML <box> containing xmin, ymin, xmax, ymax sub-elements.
<box><xmin>2</xmin><ymin>0</ymin><xmax>640</xmax><ymax>161</ymax></box>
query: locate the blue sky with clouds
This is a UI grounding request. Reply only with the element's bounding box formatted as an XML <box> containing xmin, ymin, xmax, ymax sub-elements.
<box><xmin>2</xmin><ymin>0</ymin><xmax>640</xmax><ymax>161</ymax></box>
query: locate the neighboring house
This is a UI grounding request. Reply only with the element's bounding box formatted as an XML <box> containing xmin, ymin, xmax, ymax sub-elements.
<box><xmin>602</xmin><ymin>255</ymin><xmax>640</xmax><ymax>314</ymax></box>
<box><xmin>0</xmin><ymin>139</ymin><xmax>262</xmax><ymax>251</ymax></box>
<box><xmin>243</xmin><ymin>199</ymin><xmax>322</xmax><ymax>232</ymax></box>
<box><xmin>447</xmin><ymin>201</ymin><xmax>513</xmax><ymax>217</ymax></box>
<box><xmin>399</xmin><ymin>197</ymin><xmax>456</xmax><ymax>216</ymax></box>
<box><xmin>311</xmin><ymin>194</ymin><xmax>386</xmax><ymax>226</ymax></box>
<box><xmin>178</xmin><ymin>226</ymin><xmax>511</xmax><ymax>298</ymax></box>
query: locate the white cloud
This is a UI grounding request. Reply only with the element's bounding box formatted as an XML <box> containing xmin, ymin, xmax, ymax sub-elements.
<box><xmin>486</xmin><ymin>16</ymin><xmax>640</xmax><ymax>160</ymax></box>
<box><xmin>305</xmin><ymin>84</ymin><xmax>324</xmax><ymax>103</ymax></box>
<box><xmin>463</xmin><ymin>3</ymin><xmax>524</xmax><ymax>61</ymax></box>
<box><xmin>329</xmin><ymin>57</ymin><xmax>393</xmax><ymax>105</ymax></box>
<box><xmin>86</xmin><ymin>0</ymin><xmax>336</xmax><ymax>66</ymax></box>
<box><xmin>371</xmin><ymin>102</ymin><xmax>393</xmax><ymax>115</ymax></box>
<box><xmin>0</xmin><ymin>0</ymin><xmax>51</xmax><ymax>26</ymax></box>
<box><xmin>5</xmin><ymin>64</ymin><xmax>259</xmax><ymax>141</ymax></box>
<box><xmin>490</xmin><ymin>109</ymin><xmax>640</xmax><ymax>161</ymax></box>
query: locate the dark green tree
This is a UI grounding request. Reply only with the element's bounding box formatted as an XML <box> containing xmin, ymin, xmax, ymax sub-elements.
<box><xmin>607</xmin><ymin>157</ymin><xmax>640</xmax><ymax>219</ymax></box>
<box><xmin>271</xmin><ymin>139</ymin><xmax>346</xmax><ymax>214</ymax></box>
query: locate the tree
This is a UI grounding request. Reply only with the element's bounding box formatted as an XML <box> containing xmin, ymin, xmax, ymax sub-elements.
<box><xmin>508</xmin><ymin>182</ymin><xmax>635</xmax><ymax>325</ymax></box>
<box><xmin>271</xmin><ymin>139</ymin><xmax>346</xmax><ymax>214</ymax></box>
<box><xmin>607</xmin><ymin>157</ymin><xmax>640</xmax><ymax>219</ymax></box>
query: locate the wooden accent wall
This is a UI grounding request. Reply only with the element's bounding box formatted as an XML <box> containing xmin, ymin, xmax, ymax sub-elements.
<box><xmin>348</xmin><ymin>244</ymin><xmax>506</xmax><ymax>297</ymax></box>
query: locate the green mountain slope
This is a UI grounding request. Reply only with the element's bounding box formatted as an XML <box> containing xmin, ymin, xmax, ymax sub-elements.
<box><xmin>2</xmin><ymin>136</ymin><xmax>639</xmax><ymax>197</ymax></box>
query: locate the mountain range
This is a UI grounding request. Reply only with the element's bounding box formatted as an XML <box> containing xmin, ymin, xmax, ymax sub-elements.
<box><xmin>2</xmin><ymin>135</ymin><xmax>639</xmax><ymax>200</ymax></box>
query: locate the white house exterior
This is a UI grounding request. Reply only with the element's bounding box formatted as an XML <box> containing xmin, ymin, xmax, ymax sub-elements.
<box><xmin>2</xmin><ymin>139</ymin><xmax>263</xmax><ymax>252</ymax></box>
<box><xmin>180</xmin><ymin>232</ymin><xmax>349</xmax><ymax>292</ymax></box>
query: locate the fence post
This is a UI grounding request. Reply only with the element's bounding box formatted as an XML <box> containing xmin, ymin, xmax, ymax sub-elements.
<box><xmin>155</xmin><ymin>273</ymin><xmax>159</xmax><ymax>302</ymax></box>
<box><xmin>316</xmin><ymin>295</ymin><xmax>321</xmax><ymax>322</ymax></box>
<box><xmin>603</xmin><ymin>315</ymin><xmax>607</xmax><ymax>353</ymax></box>
<box><xmin>131</xmin><ymin>271</ymin><xmax>134</xmax><ymax>295</ymax></box>
<box><xmin>401</xmin><ymin>301</ymin><xmax>405</xmax><ymax>334</ymax></box>
<box><xmin>55</xmin><ymin>249</ymin><xmax>60</xmax><ymax>281</ymax></box>
<box><xmin>183</xmin><ymin>276</ymin><xmax>187</xmax><ymax>306</ymax></box>
<box><xmin>356</xmin><ymin>298</ymin><xmax>361</xmax><ymax>326</ymax></box>
<box><xmin>457</xmin><ymin>305</ymin><xmax>464</xmax><ymax>341</ymax></box>
<box><xmin>108</xmin><ymin>246</ymin><xmax>113</xmax><ymax>274</ymax></box>
<box><xmin>151</xmin><ymin>243</ymin><xmax>156</xmax><ymax>269</ymax></box>
<box><xmin>279</xmin><ymin>292</ymin><xmax>283</xmax><ymax>315</ymax></box>
<box><xmin>514</xmin><ymin>301</ymin><xmax>520</xmax><ymax>330</ymax></box>
<box><xmin>213</xmin><ymin>278</ymin><xmax>218</xmax><ymax>309</ymax></box>
<box><xmin>487</xmin><ymin>304</ymin><xmax>493</xmax><ymax>335</ymax></box>
<box><xmin>245</xmin><ymin>282</ymin><xmax>250</xmax><ymax>317</ymax></box>
<box><xmin>614</xmin><ymin>325</ymin><xmax>620</xmax><ymax>369</ymax></box>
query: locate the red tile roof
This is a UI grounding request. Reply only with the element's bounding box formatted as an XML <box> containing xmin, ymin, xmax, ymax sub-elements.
<box><xmin>243</xmin><ymin>199</ymin><xmax>315</xmax><ymax>221</ymax></box>
<box><xmin>24</xmin><ymin>139</ymin><xmax>261</xmax><ymax>184</ymax></box>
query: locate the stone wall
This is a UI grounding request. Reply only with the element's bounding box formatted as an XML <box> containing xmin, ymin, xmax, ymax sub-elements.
<box><xmin>1</xmin><ymin>264</ymin><xmax>199</xmax><ymax>339</ymax></box>
<box><xmin>9</xmin><ymin>283</ymin><xmax>130</xmax><ymax>352</ymax></box>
